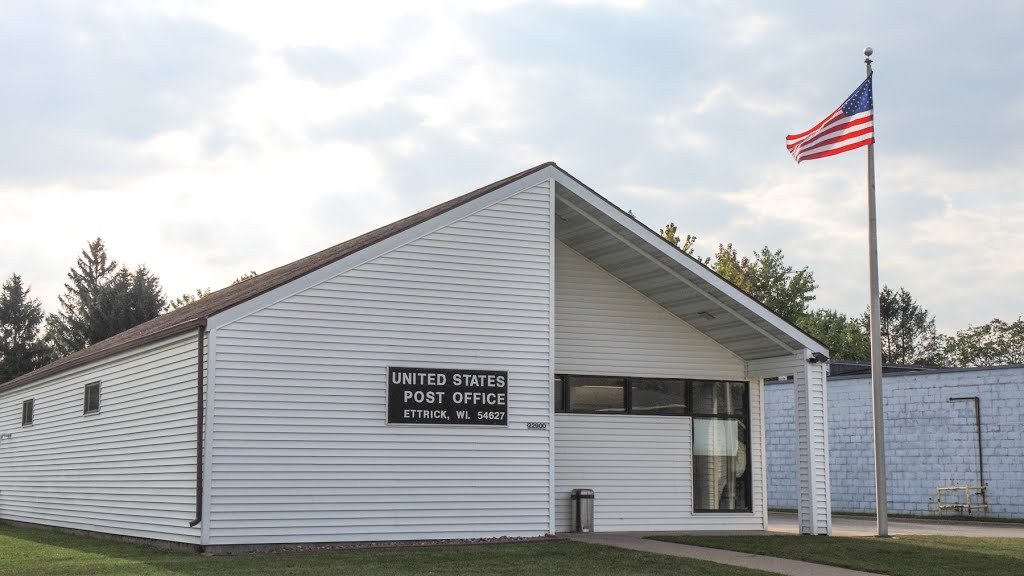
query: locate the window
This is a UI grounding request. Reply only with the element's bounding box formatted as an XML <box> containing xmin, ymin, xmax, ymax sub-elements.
<box><xmin>631</xmin><ymin>378</ymin><xmax>687</xmax><ymax>416</ymax></box>
<box><xmin>22</xmin><ymin>399</ymin><xmax>34</xmax><ymax>426</ymax></box>
<box><xmin>692</xmin><ymin>381</ymin><xmax>751</xmax><ymax>512</ymax></box>
<box><xmin>566</xmin><ymin>376</ymin><xmax>625</xmax><ymax>413</ymax></box>
<box><xmin>84</xmin><ymin>382</ymin><xmax>101</xmax><ymax>414</ymax></box>
<box><xmin>691</xmin><ymin>380</ymin><xmax>746</xmax><ymax>417</ymax></box>
<box><xmin>553</xmin><ymin>374</ymin><xmax>752</xmax><ymax>513</ymax></box>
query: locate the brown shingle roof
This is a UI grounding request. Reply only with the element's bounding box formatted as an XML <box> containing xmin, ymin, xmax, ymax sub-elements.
<box><xmin>0</xmin><ymin>162</ymin><xmax>556</xmax><ymax>394</ymax></box>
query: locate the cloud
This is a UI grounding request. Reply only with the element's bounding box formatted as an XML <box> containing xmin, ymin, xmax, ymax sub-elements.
<box><xmin>730</xmin><ymin>13</ymin><xmax>780</xmax><ymax>45</ymax></box>
<box><xmin>3</xmin><ymin>0</ymin><xmax>1024</xmax><ymax>343</ymax></box>
<box><xmin>0</xmin><ymin>1</ymin><xmax>253</xmax><ymax>185</ymax></box>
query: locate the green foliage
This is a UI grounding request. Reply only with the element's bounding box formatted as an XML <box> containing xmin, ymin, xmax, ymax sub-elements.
<box><xmin>712</xmin><ymin>245</ymin><xmax>817</xmax><ymax>324</ymax></box>
<box><xmin>660</xmin><ymin>222</ymin><xmax>682</xmax><ymax>247</ymax></box>
<box><xmin>944</xmin><ymin>317</ymin><xmax>1024</xmax><ymax>367</ymax></box>
<box><xmin>232</xmin><ymin>271</ymin><xmax>258</xmax><ymax>284</ymax></box>
<box><xmin>659</xmin><ymin>226</ymin><xmax>817</xmax><ymax>324</ymax></box>
<box><xmin>797</xmin><ymin>308</ymin><xmax>870</xmax><ymax>361</ymax></box>
<box><xmin>166</xmin><ymin>288</ymin><xmax>212</xmax><ymax>311</ymax></box>
<box><xmin>167</xmin><ymin>271</ymin><xmax>258</xmax><ymax>312</ymax></box>
<box><xmin>658</xmin><ymin>223</ymin><xmax>708</xmax><ymax>263</ymax></box>
<box><xmin>0</xmin><ymin>274</ymin><xmax>50</xmax><ymax>383</ymax></box>
<box><xmin>45</xmin><ymin>238</ymin><xmax>167</xmax><ymax>358</ymax></box>
<box><xmin>866</xmin><ymin>286</ymin><xmax>943</xmax><ymax>366</ymax></box>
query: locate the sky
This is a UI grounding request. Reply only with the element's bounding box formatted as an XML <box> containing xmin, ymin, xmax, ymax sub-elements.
<box><xmin>1</xmin><ymin>0</ymin><xmax>1022</xmax><ymax>335</ymax></box>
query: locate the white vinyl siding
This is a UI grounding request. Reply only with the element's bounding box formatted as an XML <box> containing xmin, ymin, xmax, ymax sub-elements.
<box><xmin>553</xmin><ymin>242</ymin><xmax>764</xmax><ymax>531</ymax></box>
<box><xmin>554</xmin><ymin>386</ymin><xmax>765</xmax><ymax>532</ymax></box>
<box><xmin>0</xmin><ymin>332</ymin><xmax>201</xmax><ymax>544</ymax></box>
<box><xmin>554</xmin><ymin>242</ymin><xmax>744</xmax><ymax>379</ymax></box>
<box><xmin>554</xmin><ymin>414</ymin><xmax>690</xmax><ymax>531</ymax></box>
<box><xmin>207</xmin><ymin>183</ymin><xmax>553</xmax><ymax>544</ymax></box>
<box><xmin>795</xmin><ymin>358</ymin><xmax>831</xmax><ymax>535</ymax></box>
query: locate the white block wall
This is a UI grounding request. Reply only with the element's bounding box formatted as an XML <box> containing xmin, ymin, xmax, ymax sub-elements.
<box><xmin>0</xmin><ymin>332</ymin><xmax>202</xmax><ymax>543</ymax></box>
<box><xmin>765</xmin><ymin>367</ymin><xmax>1024</xmax><ymax>518</ymax></box>
<box><xmin>206</xmin><ymin>183</ymin><xmax>553</xmax><ymax>544</ymax></box>
<box><xmin>554</xmin><ymin>243</ymin><xmax>765</xmax><ymax>531</ymax></box>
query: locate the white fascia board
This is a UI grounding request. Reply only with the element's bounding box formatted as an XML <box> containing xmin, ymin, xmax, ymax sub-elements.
<box><xmin>550</xmin><ymin>171</ymin><xmax>828</xmax><ymax>357</ymax></box>
<box><xmin>746</xmin><ymin>353</ymin><xmax>803</xmax><ymax>380</ymax></box>
<box><xmin>207</xmin><ymin>167</ymin><xmax>560</xmax><ymax>331</ymax></box>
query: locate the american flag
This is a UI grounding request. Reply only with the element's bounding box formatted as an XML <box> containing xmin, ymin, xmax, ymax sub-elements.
<box><xmin>786</xmin><ymin>75</ymin><xmax>874</xmax><ymax>163</ymax></box>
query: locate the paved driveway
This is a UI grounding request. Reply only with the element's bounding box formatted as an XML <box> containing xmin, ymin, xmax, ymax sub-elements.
<box><xmin>769</xmin><ymin>511</ymin><xmax>1024</xmax><ymax>538</ymax></box>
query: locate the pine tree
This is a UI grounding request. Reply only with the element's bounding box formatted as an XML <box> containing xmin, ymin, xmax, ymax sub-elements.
<box><xmin>45</xmin><ymin>239</ymin><xmax>166</xmax><ymax>357</ymax></box>
<box><xmin>0</xmin><ymin>274</ymin><xmax>49</xmax><ymax>382</ymax></box>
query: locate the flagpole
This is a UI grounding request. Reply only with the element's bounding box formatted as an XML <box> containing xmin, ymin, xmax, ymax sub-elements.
<box><xmin>864</xmin><ymin>46</ymin><xmax>889</xmax><ymax>538</ymax></box>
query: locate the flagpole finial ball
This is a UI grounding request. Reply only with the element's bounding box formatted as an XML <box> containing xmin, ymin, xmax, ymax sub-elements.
<box><xmin>864</xmin><ymin>47</ymin><xmax>873</xmax><ymax>57</ymax></box>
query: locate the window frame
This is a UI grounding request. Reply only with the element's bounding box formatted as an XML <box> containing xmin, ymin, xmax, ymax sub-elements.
<box><xmin>630</xmin><ymin>377</ymin><xmax>689</xmax><ymax>416</ymax></box>
<box><xmin>561</xmin><ymin>374</ymin><xmax>628</xmax><ymax>414</ymax></box>
<box><xmin>691</xmin><ymin>380</ymin><xmax>752</xmax><ymax>513</ymax></box>
<box><xmin>21</xmin><ymin>399</ymin><xmax>34</xmax><ymax>426</ymax></box>
<box><xmin>690</xmin><ymin>413</ymin><xmax>753</xmax><ymax>513</ymax></box>
<box><xmin>83</xmin><ymin>382</ymin><xmax>102</xmax><ymax>415</ymax></box>
<box><xmin>554</xmin><ymin>374</ymin><xmax>752</xmax><ymax>514</ymax></box>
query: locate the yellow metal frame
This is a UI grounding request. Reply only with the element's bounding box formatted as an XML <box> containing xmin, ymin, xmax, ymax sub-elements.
<box><xmin>934</xmin><ymin>485</ymin><xmax>989</xmax><ymax>513</ymax></box>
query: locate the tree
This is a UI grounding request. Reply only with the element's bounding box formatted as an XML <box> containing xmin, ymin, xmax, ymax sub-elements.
<box><xmin>233</xmin><ymin>271</ymin><xmax>258</xmax><ymax>284</ymax></box>
<box><xmin>46</xmin><ymin>238</ymin><xmax>118</xmax><ymax>355</ymax></box>
<box><xmin>944</xmin><ymin>317</ymin><xmax>1024</xmax><ymax>367</ymax></box>
<box><xmin>864</xmin><ymin>286</ymin><xmax>942</xmax><ymax>366</ymax></box>
<box><xmin>166</xmin><ymin>288</ymin><xmax>212</xmax><ymax>311</ymax></box>
<box><xmin>659</xmin><ymin>223</ymin><xmax>707</xmax><ymax>263</ymax></box>
<box><xmin>46</xmin><ymin>239</ymin><xmax>167</xmax><ymax>357</ymax></box>
<box><xmin>0</xmin><ymin>274</ymin><xmax>50</xmax><ymax>382</ymax></box>
<box><xmin>713</xmin><ymin>245</ymin><xmax>817</xmax><ymax>324</ymax></box>
<box><xmin>166</xmin><ymin>270</ymin><xmax>258</xmax><ymax>312</ymax></box>
<box><xmin>797</xmin><ymin>308</ymin><xmax>870</xmax><ymax>361</ymax></box>
<box><xmin>658</xmin><ymin>225</ymin><xmax>817</xmax><ymax>324</ymax></box>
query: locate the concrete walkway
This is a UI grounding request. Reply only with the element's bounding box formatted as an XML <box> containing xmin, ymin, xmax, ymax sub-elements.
<box><xmin>566</xmin><ymin>532</ymin><xmax>878</xmax><ymax>576</ymax></box>
<box><xmin>565</xmin><ymin>515</ymin><xmax>1024</xmax><ymax>575</ymax></box>
<box><xmin>770</xmin><ymin>511</ymin><xmax>1024</xmax><ymax>538</ymax></box>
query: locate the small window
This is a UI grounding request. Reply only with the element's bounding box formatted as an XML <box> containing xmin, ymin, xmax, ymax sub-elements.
<box><xmin>631</xmin><ymin>378</ymin><xmax>688</xmax><ymax>416</ymax></box>
<box><xmin>554</xmin><ymin>376</ymin><xmax>564</xmax><ymax>412</ymax></box>
<box><xmin>567</xmin><ymin>376</ymin><xmax>626</xmax><ymax>413</ymax></box>
<box><xmin>22</xmin><ymin>399</ymin><xmax>34</xmax><ymax>426</ymax></box>
<box><xmin>84</xmin><ymin>382</ymin><xmax>101</xmax><ymax>414</ymax></box>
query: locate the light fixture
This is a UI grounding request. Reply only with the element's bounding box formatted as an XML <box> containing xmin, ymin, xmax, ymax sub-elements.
<box><xmin>807</xmin><ymin>352</ymin><xmax>829</xmax><ymax>364</ymax></box>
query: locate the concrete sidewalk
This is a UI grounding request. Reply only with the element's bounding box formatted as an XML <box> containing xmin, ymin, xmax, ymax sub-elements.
<box><xmin>770</xmin><ymin>511</ymin><xmax>1024</xmax><ymax>538</ymax></box>
<box><xmin>565</xmin><ymin>532</ymin><xmax>876</xmax><ymax>569</ymax></box>
<box><xmin>567</xmin><ymin>532</ymin><xmax>879</xmax><ymax>576</ymax></box>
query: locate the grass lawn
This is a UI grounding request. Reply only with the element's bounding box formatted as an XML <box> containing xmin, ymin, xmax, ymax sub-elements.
<box><xmin>648</xmin><ymin>534</ymin><xmax>1024</xmax><ymax>576</ymax></box>
<box><xmin>0</xmin><ymin>523</ymin><xmax>777</xmax><ymax>576</ymax></box>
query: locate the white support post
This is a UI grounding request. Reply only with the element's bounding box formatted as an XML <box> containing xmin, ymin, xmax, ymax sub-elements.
<box><xmin>793</xmin><ymin>350</ymin><xmax>832</xmax><ymax>535</ymax></box>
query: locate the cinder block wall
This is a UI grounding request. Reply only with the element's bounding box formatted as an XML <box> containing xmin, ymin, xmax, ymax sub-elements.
<box><xmin>765</xmin><ymin>366</ymin><xmax>1024</xmax><ymax>518</ymax></box>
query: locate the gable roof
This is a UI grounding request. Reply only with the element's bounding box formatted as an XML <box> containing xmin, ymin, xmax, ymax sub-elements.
<box><xmin>1</xmin><ymin>160</ymin><xmax>826</xmax><ymax>394</ymax></box>
<box><xmin>0</xmin><ymin>162</ymin><xmax>556</xmax><ymax>393</ymax></box>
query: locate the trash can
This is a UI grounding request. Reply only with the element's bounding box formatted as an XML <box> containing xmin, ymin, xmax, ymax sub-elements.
<box><xmin>570</xmin><ymin>488</ymin><xmax>594</xmax><ymax>532</ymax></box>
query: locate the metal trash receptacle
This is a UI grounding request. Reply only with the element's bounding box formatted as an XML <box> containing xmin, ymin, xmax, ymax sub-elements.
<box><xmin>570</xmin><ymin>488</ymin><xmax>594</xmax><ymax>532</ymax></box>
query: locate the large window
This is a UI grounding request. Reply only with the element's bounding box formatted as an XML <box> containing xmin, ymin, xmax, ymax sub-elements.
<box><xmin>555</xmin><ymin>374</ymin><xmax>751</xmax><ymax>513</ymax></box>
<box><xmin>691</xmin><ymin>380</ymin><xmax>750</xmax><ymax>512</ymax></box>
